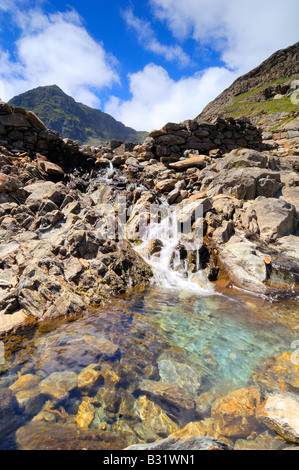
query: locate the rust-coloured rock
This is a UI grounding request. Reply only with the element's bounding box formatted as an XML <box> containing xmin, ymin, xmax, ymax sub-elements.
<box><xmin>211</xmin><ymin>387</ymin><xmax>260</xmax><ymax>438</ymax></box>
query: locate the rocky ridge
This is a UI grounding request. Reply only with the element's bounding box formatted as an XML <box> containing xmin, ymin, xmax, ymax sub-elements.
<box><xmin>196</xmin><ymin>41</ymin><xmax>299</xmax><ymax>125</ymax></box>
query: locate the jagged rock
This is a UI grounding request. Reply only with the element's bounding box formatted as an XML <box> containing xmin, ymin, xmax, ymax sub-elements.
<box><xmin>25</xmin><ymin>181</ymin><xmax>67</xmax><ymax>205</ymax></box>
<box><xmin>0</xmin><ymin>309</ymin><xmax>28</xmax><ymax>335</ymax></box>
<box><xmin>0</xmin><ymin>173</ymin><xmax>22</xmax><ymax>193</ymax></box>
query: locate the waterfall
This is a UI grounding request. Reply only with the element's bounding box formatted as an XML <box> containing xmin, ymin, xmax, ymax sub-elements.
<box><xmin>134</xmin><ymin>204</ymin><xmax>214</xmax><ymax>295</ymax></box>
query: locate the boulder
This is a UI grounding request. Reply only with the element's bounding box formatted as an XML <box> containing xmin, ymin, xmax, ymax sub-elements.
<box><xmin>258</xmin><ymin>395</ymin><xmax>299</xmax><ymax>443</ymax></box>
<box><xmin>25</xmin><ymin>181</ymin><xmax>67</xmax><ymax>206</ymax></box>
<box><xmin>218</xmin><ymin>237</ymin><xmax>267</xmax><ymax>294</ymax></box>
<box><xmin>215</xmin><ymin>149</ymin><xmax>279</xmax><ymax>172</ymax></box>
<box><xmin>205</xmin><ymin>168</ymin><xmax>282</xmax><ymax>200</ymax></box>
<box><xmin>169</xmin><ymin>155</ymin><xmax>209</xmax><ymax>171</ymax></box>
<box><xmin>253</xmin><ymin>198</ymin><xmax>297</xmax><ymax>242</ymax></box>
<box><xmin>211</xmin><ymin>387</ymin><xmax>260</xmax><ymax>438</ymax></box>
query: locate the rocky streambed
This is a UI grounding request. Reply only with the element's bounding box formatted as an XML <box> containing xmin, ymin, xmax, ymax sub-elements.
<box><xmin>0</xmin><ymin>101</ymin><xmax>299</xmax><ymax>450</ymax></box>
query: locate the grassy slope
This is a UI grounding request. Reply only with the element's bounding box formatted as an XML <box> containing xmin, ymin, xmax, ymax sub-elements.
<box><xmin>220</xmin><ymin>78</ymin><xmax>299</xmax><ymax>129</ymax></box>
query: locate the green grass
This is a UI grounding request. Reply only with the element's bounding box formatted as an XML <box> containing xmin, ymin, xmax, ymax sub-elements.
<box><xmin>221</xmin><ymin>77</ymin><xmax>298</xmax><ymax>122</ymax></box>
<box><xmin>233</xmin><ymin>78</ymin><xmax>292</xmax><ymax>102</ymax></box>
<box><xmin>223</xmin><ymin>95</ymin><xmax>298</xmax><ymax>120</ymax></box>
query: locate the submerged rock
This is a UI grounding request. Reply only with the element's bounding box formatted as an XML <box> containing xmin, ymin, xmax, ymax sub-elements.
<box><xmin>250</xmin><ymin>352</ymin><xmax>299</xmax><ymax>397</ymax></box>
<box><xmin>235</xmin><ymin>431</ymin><xmax>287</xmax><ymax>450</ymax></box>
<box><xmin>137</xmin><ymin>379</ymin><xmax>196</xmax><ymax>413</ymax></box>
<box><xmin>39</xmin><ymin>371</ymin><xmax>78</xmax><ymax>401</ymax></box>
<box><xmin>0</xmin><ymin>388</ymin><xmax>21</xmax><ymax>437</ymax></box>
<box><xmin>75</xmin><ymin>398</ymin><xmax>96</xmax><ymax>429</ymax></box>
<box><xmin>134</xmin><ymin>395</ymin><xmax>179</xmax><ymax>437</ymax></box>
<box><xmin>158</xmin><ymin>359</ymin><xmax>202</xmax><ymax>395</ymax></box>
<box><xmin>16</xmin><ymin>421</ymin><xmax>126</xmax><ymax>450</ymax></box>
<box><xmin>211</xmin><ymin>387</ymin><xmax>260</xmax><ymax>438</ymax></box>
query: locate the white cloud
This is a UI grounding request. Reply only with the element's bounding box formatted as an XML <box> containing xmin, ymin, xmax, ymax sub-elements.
<box><xmin>122</xmin><ymin>8</ymin><xmax>191</xmax><ymax>67</ymax></box>
<box><xmin>150</xmin><ymin>0</ymin><xmax>299</xmax><ymax>72</ymax></box>
<box><xmin>105</xmin><ymin>63</ymin><xmax>238</xmax><ymax>131</ymax></box>
<box><xmin>106</xmin><ymin>0</ymin><xmax>298</xmax><ymax>131</ymax></box>
<box><xmin>0</xmin><ymin>8</ymin><xmax>119</xmax><ymax>105</ymax></box>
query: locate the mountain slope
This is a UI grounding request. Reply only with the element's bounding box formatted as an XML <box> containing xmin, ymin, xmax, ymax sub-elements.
<box><xmin>196</xmin><ymin>42</ymin><xmax>299</xmax><ymax>130</ymax></box>
<box><xmin>9</xmin><ymin>85</ymin><xmax>148</xmax><ymax>146</ymax></box>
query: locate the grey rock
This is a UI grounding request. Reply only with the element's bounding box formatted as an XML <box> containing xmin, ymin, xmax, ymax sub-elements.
<box><xmin>125</xmin><ymin>436</ymin><xmax>234</xmax><ymax>450</ymax></box>
<box><xmin>253</xmin><ymin>198</ymin><xmax>297</xmax><ymax>242</ymax></box>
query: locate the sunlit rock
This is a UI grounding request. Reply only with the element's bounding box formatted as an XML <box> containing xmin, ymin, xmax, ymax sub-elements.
<box><xmin>211</xmin><ymin>387</ymin><xmax>260</xmax><ymax>438</ymax></box>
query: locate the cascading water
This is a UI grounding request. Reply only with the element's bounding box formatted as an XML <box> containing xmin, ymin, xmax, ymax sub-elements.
<box><xmin>134</xmin><ymin>203</ymin><xmax>214</xmax><ymax>295</ymax></box>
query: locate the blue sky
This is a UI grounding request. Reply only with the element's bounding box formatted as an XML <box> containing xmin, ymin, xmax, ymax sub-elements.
<box><xmin>0</xmin><ymin>0</ymin><xmax>298</xmax><ymax>131</ymax></box>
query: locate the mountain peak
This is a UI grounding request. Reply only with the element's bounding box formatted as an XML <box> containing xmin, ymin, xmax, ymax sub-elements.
<box><xmin>8</xmin><ymin>85</ymin><xmax>147</xmax><ymax>146</ymax></box>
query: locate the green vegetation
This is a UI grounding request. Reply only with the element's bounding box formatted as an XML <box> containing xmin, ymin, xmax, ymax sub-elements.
<box><xmin>224</xmin><ymin>95</ymin><xmax>298</xmax><ymax>118</ymax></box>
<box><xmin>9</xmin><ymin>85</ymin><xmax>148</xmax><ymax>146</ymax></box>
<box><xmin>233</xmin><ymin>78</ymin><xmax>291</xmax><ymax>102</ymax></box>
<box><xmin>221</xmin><ymin>78</ymin><xmax>298</xmax><ymax>123</ymax></box>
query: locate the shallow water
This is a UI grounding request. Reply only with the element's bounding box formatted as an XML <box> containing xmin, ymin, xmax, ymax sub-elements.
<box><xmin>0</xmin><ymin>284</ymin><xmax>298</xmax><ymax>450</ymax></box>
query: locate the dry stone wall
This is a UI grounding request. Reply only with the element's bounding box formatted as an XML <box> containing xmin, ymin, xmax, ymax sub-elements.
<box><xmin>0</xmin><ymin>101</ymin><xmax>96</xmax><ymax>171</ymax></box>
<box><xmin>146</xmin><ymin>117</ymin><xmax>265</xmax><ymax>163</ymax></box>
